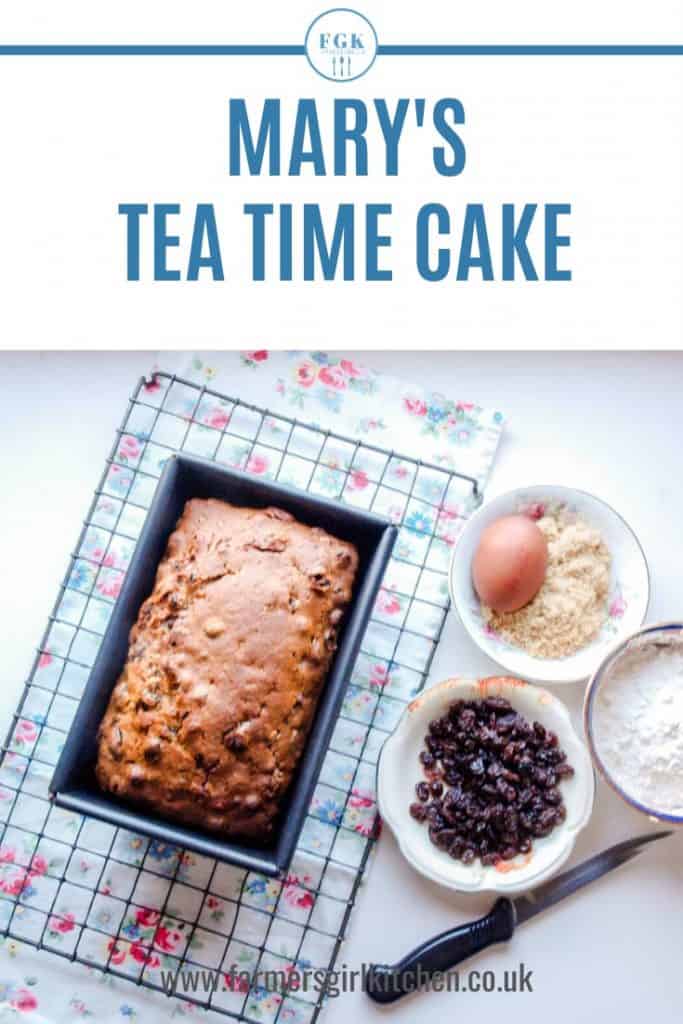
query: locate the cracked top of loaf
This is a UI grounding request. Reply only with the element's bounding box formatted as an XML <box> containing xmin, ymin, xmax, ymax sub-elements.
<box><xmin>95</xmin><ymin>498</ymin><xmax>358</xmax><ymax>841</ymax></box>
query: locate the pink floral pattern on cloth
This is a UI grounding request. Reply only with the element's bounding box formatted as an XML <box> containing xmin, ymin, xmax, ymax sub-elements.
<box><xmin>186</xmin><ymin>352</ymin><xmax>504</xmax><ymax>487</ymax></box>
<box><xmin>0</xmin><ymin>353</ymin><xmax>503</xmax><ymax>1023</ymax></box>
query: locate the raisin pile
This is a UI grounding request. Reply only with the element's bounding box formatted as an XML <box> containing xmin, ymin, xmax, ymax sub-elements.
<box><xmin>409</xmin><ymin>696</ymin><xmax>574</xmax><ymax>866</ymax></box>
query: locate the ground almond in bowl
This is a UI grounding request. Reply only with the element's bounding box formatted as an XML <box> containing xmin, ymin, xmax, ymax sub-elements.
<box><xmin>481</xmin><ymin>505</ymin><xmax>611</xmax><ymax>658</ymax></box>
<box><xmin>593</xmin><ymin>636</ymin><xmax>683</xmax><ymax>816</ymax></box>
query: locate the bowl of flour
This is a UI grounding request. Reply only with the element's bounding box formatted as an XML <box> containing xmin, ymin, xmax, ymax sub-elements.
<box><xmin>585</xmin><ymin>622</ymin><xmax>683</xmax><ymax>823</ymax></box>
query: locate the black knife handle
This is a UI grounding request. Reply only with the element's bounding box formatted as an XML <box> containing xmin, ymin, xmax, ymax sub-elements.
<box><xmin>365</xmin><ymin>897</ymin><xmax>515</xmax><ymax>1004</ymax></box>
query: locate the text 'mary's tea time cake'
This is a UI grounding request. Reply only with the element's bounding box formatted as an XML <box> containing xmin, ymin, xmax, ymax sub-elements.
<box><xmin>96</xmin><ymin>498</ymin><xmax>358</xmax><ymax>841</ymax></box>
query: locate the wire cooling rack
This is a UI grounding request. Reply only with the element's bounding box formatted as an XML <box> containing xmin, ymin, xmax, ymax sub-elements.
<box><xmin>0</xmin><ymin>372</ymin><xmax>481</xmax><ymax>1023</ymax></box>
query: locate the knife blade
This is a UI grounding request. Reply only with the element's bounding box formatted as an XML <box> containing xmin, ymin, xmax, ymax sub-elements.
<box><xmin>513</xmin><ymin>830</ymin><xmax>669</xmax><ymax>924</ymax></box>
<box><xmin>365</xmin><ymin>830</ymin><xmax>671</xmax><ymax>1004</ymax></box>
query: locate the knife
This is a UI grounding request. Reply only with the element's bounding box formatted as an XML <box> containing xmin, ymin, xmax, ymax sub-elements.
<box><xmin>365</xmin><ymin>830</ymin><xmax>671</xmax><ymax>1004</ymax></box>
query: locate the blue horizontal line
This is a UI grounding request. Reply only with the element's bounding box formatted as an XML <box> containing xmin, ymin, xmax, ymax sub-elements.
<box><xmin>0</xmin><ymin>44</ymin><xmax>680</xmax><ymax>56</ymax></box>
<box><xmin>380</xmin><ymin>44</ymin><xmax>683</xmax><ymax>55</ymax></box>
<box><xmin>0</xmin><ymin>45</ymin><xmax>304</xmax><ymax>55</ymax></box>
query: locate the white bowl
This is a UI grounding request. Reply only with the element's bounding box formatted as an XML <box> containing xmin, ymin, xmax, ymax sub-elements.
<box><xmin>377</xmin><ymin>675</ymin><xmax>595</xmax><ymax>895</ymax></box>
<box><xmin>449</xmin><ymin>484</ymin><xmax>650</xmax><ymax>685</ymax></box>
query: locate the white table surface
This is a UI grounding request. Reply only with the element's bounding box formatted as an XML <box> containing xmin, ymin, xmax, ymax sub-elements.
<box><xmin>1</xmin><ymin>349</ymin><xmax>682</xmax><ymax>1021</ymax></box>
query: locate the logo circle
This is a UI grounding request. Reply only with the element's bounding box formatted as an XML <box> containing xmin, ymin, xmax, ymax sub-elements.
<box><xmin>305</xmin><ymin>9</ymin><xmax>378</xmax><ymax>82</ymax></box>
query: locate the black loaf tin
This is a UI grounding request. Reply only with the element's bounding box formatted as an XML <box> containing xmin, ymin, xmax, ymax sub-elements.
<box><xmin>51</xmin><ymin>452</ymin><xmax>397</xmax><ymax>877</ymax></box>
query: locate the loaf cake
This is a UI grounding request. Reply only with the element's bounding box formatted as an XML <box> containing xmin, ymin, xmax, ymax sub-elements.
<box><xmin>95</xmin><ymin>498</ymin><xmax>358</xmax><ymax>841</ymax></box>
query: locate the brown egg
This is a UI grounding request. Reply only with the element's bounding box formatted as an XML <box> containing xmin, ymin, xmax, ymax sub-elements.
<box><xmin>472</xmin><ymin>514</ymin><xmax>548</xmax><ymax>613</ymax></box>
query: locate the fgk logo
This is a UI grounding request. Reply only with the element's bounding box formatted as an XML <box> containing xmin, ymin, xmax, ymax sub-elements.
<box><xmin>305</xmin><ymin>9</ymin><xmax>378</xmax><ymax>81</ymax></box>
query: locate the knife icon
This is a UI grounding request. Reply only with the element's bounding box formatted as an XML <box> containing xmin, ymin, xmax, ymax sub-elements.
<box><xmin>365</xmin><ymin>831</ymin><xmax>671</xmax><ymax>1003</ymax></box>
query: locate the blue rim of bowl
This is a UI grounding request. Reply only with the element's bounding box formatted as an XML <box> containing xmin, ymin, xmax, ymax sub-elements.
<box><xmin>449</xmin><ymin>483</ymin><xmax>652</xmax><ymax>682</ymax></box>
<box><xmin>583</xmin><ymin>621</ymin><xmax>683</xmax><ymax>826</ymax></box>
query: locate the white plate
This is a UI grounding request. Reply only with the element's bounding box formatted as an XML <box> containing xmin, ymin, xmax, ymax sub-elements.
<box><xmin>377</xmin><ymin>675</ymin><xmax>595</xmax><ymax>895</ymax></box>
<box><xmin>449</xmin><ymin>484</ymin><xmax>650</xmax><ymax>685</ymax></box>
